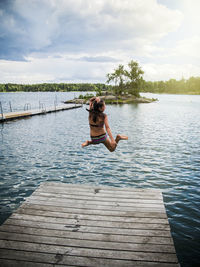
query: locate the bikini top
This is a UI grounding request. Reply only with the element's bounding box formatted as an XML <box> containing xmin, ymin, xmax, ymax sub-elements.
<box><xmin>89</xmin><ymin>122</ymin><xmax>104</xmax><ymax>128</ymax></box>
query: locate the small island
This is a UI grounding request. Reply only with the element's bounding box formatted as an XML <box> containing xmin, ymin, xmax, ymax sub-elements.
<box><xmin>64</xmin><ymin>92</ymin><xmax>157</xmax><ymax>105</ymax></box>
<box><xmin>65</xmin><ymin>60</ymin><xmax>158</xmax><ymax>105</ymax></box>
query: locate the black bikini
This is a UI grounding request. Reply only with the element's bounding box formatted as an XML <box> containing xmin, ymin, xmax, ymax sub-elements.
<box><xmin>90</xmin><ymin>123</ymin><xmax>104</xmax><ymax>128</ymax></box>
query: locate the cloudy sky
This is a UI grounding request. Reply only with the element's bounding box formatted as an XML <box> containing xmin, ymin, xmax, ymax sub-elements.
<box><xmin>0</xmin><ymin>0</ymin><xmax>200</xmax><ymax>84</ymax></box>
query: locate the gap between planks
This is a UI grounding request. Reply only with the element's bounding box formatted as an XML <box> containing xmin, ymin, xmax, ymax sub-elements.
<box><xmin>0</xmin><ymin>182</ymin><xmax>179</xmax><ymax>266</ymax></box>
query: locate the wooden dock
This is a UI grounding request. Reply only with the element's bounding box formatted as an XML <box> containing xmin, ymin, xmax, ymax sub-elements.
<box><xmin>0</xmin><ymin>104</ymin><xmax>82</xmax><ymax>123</ymax></box>
<box><xmin>0</xmin><ymin>182</ymin><xmax>179</xmax><ymax>266</ymax></box>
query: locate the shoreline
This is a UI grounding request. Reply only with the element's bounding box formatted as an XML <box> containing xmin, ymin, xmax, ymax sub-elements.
<box><xmin>1</xmin><ymin>90</ymin><xmax>200</xmax><ymax>95</ymax></box>
<box><xmin>64</xmin><ymin>94</ymin><xmax>158</xmax><ymax>105</ymax></box>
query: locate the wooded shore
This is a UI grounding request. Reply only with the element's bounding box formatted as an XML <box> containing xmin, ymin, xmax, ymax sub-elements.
<box><xmin>64</xmin><ymin>93</ymin><xmax>158</xmax><ymax>105</ymax></box>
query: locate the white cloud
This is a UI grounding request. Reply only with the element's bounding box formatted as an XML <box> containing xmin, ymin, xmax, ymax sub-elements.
<box><xmin>1</xmin><ymin>0</ymin><xmax>200</xmax><ymax>83</ymax></box>
<box><xmin>0</xmin><ymin>55</ymin><xmax>116</xmax><ymax>83</ymax></box>
<box><xmin>143</xmin><ymin>63</ymin><xmax>200</xmax><ymax>81</ymax></box>
<box><xmin>172</xmin><ymin>36</ymin><xmax>200</xmax><ymax>60</ymax></box>
<box><xmin>1</xmin><ymin>0</ymin><xmax>183</xmax><ymax>56</ymax></box>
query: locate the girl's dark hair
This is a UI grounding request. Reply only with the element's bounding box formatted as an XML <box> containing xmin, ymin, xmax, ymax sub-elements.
<box><xmin>88</xmin><ymin>99</ymin><xmax>105</xmax><ymax>123</ymax></box>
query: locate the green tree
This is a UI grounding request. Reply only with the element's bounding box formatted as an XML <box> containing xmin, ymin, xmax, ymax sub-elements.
<box><xmin>124</xmin><ymin>60</ymin><xmax>144</xmax><ymax>97</ymax></box>
<box><xmin>106</xmin><ymin>60</ymin><xmax>144</xmax><ymax>97</ymax></box>
<box><xmin>106</xmin><ymin>64</ymin><xmax>126</xmax><ymax>95</ymax></box>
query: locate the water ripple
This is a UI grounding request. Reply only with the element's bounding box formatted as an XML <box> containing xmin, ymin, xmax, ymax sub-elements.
<box><xmin>0</xmin><ymin>93</ymin><xmax>200</xmax><ymax>266</ymax></box>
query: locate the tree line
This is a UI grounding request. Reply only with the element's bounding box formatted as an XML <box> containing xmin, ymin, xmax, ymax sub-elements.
<box><xmin>106</xmin><ymin>61</ymin><xmax>200</xmax><ymax>95</ymax></box>
<box><xmin>142</xmin><ymin>77</ymin><xmax>200</xmax><ymax>94</ymax></box>
<box><xmin>0</xmin><ymin>61</ymin><xmax>200</xmax><ymax>95</ymax></box>
<box><xmin>0</xmin><ymin>83</ymin><xmax>111</xmax><ymax>93</ymax></box>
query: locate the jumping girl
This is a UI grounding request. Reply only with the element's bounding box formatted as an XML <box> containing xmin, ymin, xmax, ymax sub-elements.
<box><xmin>82</xmin><ymin>97</ymin><xmax>128</xmax><ymax>152</ymax></box>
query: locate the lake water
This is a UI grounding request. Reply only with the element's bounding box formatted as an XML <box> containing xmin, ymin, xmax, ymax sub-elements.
<box><xmin>0</xmin><ymin>92</ymin><xmax>200</xmax><ymax>266</ymax></box>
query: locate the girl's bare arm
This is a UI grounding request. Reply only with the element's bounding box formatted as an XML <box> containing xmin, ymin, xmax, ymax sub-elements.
<box><xmin>90</xmin><ymin>97</ymin><xmax>96</xmax><ymax>102</ymax></box>
<box><xmin>89</xmin><ymin>97</ymin><xmax>99</xmax><ymax>109</ymax></box>
<box><xmin>104</xmin><ymin>115</ymin><xmax>116</xmax><ymax>143</ymax></box>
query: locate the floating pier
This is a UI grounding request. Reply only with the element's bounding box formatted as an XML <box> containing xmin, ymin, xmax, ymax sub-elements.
<box><xmin>0</xmin><ymin>104</ymin><xmax>82</xmax><ymax>123</ymax></box>
<box><xmin>0</xmin><ymin>182</ymin><xmax>179</xmax><ymax>266</ymax></box>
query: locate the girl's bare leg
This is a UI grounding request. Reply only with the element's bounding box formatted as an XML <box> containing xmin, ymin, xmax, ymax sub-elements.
<box><xmin>82</xmin><ymin>140</ymin><xmax>93</xmax><ymax>147</ymax></box>
<box><xmin>103</xmin><ymin>138</ymin><xmax>117</xmax><ymax>152</ymax></box>
<box><xmin>104</xmin><ymin>134</ymin><xmax>128</xmax><ymax>152</ymax></box>
<box><xmin>115</xmin><ymin>134</ymin><xmax>128</xmax><ymax>144</ymax></box>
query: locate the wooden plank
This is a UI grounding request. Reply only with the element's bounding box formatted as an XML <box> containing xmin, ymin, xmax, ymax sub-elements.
<box><xmin>0</xmin><ymin>232</ymin><xmax>175</xmax><ymax>253</ymax></box>
<box><xmin>15</xmin><ymin>208</ymin><xmax>170</xmax><ymax>230</ymax></box>
<box><xmin>0</xmin><ymin>250</ymin><xmax>179</xmax><ymax>267</ymax></box>
<box><xmin>4</xmin><ymin>218</ymin><xmax>171</xmax><ymax>237</ymax></box>
<box><xmin>36</xmin><ymin>189</ymin><xmax>163</xmax><ymax>200</ymax></box>
<box><xmin>20</xmin><ymin>203</ymin><xmax>168</xmax><ymax>218</ymax></box>
<box><xmin>38</xmin><ymin>183</ymin><xmax>163</xmax><ymax>199</ymax></box>
<box><xmin>26</xmin><ymin>198</ymin><xmax>166</xmax><ymax>213</ymax></box>
<box><xmin>4</xmin><ymin>112</ymin><xmax>32</xmax><ymax>119</ymax></box>
<box><xmin>0</xmin><ymin>225</ymin><xmax>174</xmax><ymax>245</ymax></box>
<box><xmin>18</xmin><ymin>205</ymin><xmax>168</xmax><ymax>223</ymax></box>
<box><xmin>32</xmin><ymin>191</ymin><xmax>164</xmax><ymax>203</ymax></box>
<box><xmin>0</xmin><ymin>242</ymin><xmax>178</xmax><ymax>263</ymax></box>
<box><xmin>25</xmin><ymin>196</ymin><xmax>166</xmax><ymax>209</ymax></box>
<box><xmin>0</xmin><ymin>259</ymin><xmax>52</xmax><ymax>267</ymax></box>
<box><xmin>26</xmin><ymin>195</ymin><xmax>164</xmax><ymax>209</ymax></box>
<box><xmin>38</xmin><ymin>184</ymin><xmax>162</xmax><ymax>195</ymax></box>
<box><xmin>9</xmin><ymin>213</ymin><xmax>170</xmax><ymax>231</ymax></box>
<box><xmin>40</xmin><ymin>182</ymin><xmax>162</xmax><ymax>193</ymax></box>
<box><xmin>38</xmin><ymin>182</ymin><xmax>162</xmax><ymax>194</ymax></box>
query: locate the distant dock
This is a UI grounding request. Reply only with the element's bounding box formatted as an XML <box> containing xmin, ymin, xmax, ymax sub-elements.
<box><xmin>0</xmin><ymin>182</ymin><xmax>179</xmax><ymax>266</ymax></box>
<box><xmin>0</xmin><ymin>104</ymin><xmax>82</xmax><ymax>123</ymax></box>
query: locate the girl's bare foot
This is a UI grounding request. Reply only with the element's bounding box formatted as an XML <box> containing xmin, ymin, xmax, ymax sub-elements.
<box><xmin>82</xmin><ymin>140</ymin><xmax>90</xmax><ymax>147</ymax></box>
<box><xmin>116</xmin><ymin>134</ymin><xmax>128</xmax><ymax>143</ymax></box>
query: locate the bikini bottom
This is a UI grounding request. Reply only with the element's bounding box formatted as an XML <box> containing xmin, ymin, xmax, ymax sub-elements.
<box><xmin>91</xmin><ymin>133</ymin><xmax>107</xmax><ymax>144</ymax></box>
